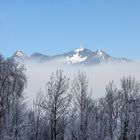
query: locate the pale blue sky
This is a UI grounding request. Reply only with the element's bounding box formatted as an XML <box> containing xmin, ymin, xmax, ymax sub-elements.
<box><xmin>0</xmin><ymin>0</ymin><xmax>140</xmax><ymax>59</ymax></box>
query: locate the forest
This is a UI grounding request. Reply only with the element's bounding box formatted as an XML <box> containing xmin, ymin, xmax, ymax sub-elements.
<box><xmin>0</xmin><ymin>55</ymin><xmax>140</xmax><ymax>140</ymax></box>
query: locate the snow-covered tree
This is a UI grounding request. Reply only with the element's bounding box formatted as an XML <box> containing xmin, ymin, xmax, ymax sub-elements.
<box><xmin>71</xmin><ymin>72</ymin><xmax>94</xmax><ymax>140</ymax></box>
<box><xmin>0</xmin><ymin>56</ymin><xmax>26</xmax><ymax>139</ymax></box>
<box><xmin>39</xmin><ymin>70</ymin><xmax>71</xmax><ymax>140</ymax></box>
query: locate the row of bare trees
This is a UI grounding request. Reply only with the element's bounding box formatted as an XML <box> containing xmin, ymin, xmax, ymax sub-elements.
<box><xmin>0</xmin><ymin>55</ymin><xmax>140</xmax><ymax>140</ymax></box>
<box><xmin>27</xmin><ymin>70</ymin><xmax>140</xmax><ymax>140</ymax></box>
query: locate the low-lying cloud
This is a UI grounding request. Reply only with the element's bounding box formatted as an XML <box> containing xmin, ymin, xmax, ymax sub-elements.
<box><xmin>24</xmin><ymin>61</ymin><xmax>140</xmax><ymax>104</ymax></box>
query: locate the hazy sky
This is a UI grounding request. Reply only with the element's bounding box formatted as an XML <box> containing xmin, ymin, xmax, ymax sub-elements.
<box><xmin>0</xmin><ymin>0</ymin><xmax>140</xmax><ymax>59</ymax></box>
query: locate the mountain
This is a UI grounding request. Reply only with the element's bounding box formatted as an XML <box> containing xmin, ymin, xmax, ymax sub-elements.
<box><xmin>12</xmin><ymin>48</ymin><xmax>130</xmax><ymax>65</ymax></box>
<box><xmin>12</xmin><ymin>50</ymin><xmax>28</xmax><ymax>65</ymax></box>
<box><xmin>30</xmin><ymin>53</ymin><xmax>50</xmax><ymax>62</ymax></box>
<box><xmin>13</xmin><ymin>50</ymin><xmax>26</xmax><ymax>58</ymax></box>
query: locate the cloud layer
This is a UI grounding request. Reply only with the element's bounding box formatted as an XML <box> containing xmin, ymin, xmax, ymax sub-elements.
<box><xmin>24</xmin><ymin>61</ymin><xmax>140</xmax><ymax>104</ymax></box>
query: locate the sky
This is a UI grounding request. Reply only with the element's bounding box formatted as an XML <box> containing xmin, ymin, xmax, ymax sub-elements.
<box><xmin>0</xmin><ymin>0</ymin><xmax>140</xmax><ymax>59</ymax></box>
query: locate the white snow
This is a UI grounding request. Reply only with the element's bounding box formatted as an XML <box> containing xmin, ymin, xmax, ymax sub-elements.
<box><xmin>96</xmin><ymin>50</ymin><xmax>103</xmax><ymax>57</ymax></box>
<box><xmin>74</xmin><ymin>48</ymin><xmax>84</xmax><ymax>53</ymax></box>
<box><xmin>66</xmin><ymin>48</ymin><xmax>87</xmax><ymax>64</ymax></box>
<box><xmin>15</xmin><ymin>50</ymin><xmax>24</xmax><ymax>57</ymax></box>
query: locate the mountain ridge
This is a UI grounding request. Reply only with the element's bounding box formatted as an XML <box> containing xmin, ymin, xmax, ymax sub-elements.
<box><xmin>12</xmin><ymin>48</ymin><xmax>131</xmax><ymax>65</ymax></box>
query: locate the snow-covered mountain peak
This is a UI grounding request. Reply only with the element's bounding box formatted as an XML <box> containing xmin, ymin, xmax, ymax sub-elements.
<box><xmin>11</xmin><ymin>47</ymin><xmax>130</xmax><ymax>65</ymax></box>
<box><xmin>14</xmin><ymin>50</ymin><xmax>25</xmax><ymax>58</ymax></box>
<box><xmin>96</xmin><ymin>49</ymin><xmax>103</xmax><ymax>57</ymax></box>
<box><xmin>12</xmin><ymin>50</ymin><xmax>27</xmax><ymax>66</ymax></box>
<box><xmin>74</xmin><ymin>47</ymin><xmax>85</xmax><ymax>53</ymax></box>
<box><xmin>66</xmin><ymin>48</ymin><xmax>87</xmax><ymax>64</ymax></box>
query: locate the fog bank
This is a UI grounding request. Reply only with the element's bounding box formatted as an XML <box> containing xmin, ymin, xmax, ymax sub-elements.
<box><xmin>24</xmin><ymin>61</ymin><xmax>140</xmax><ymax>104</ymax></box>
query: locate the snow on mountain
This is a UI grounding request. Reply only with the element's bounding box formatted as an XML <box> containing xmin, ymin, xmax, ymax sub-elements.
<box><xmin>96</xmin><ymin>49</ymin><xmax>103</xmax><ymax>57</ymax></box>
<box><xmin>13</xmin><ymin>50</ymin><xmax>25</xmax><ymax>58</ymax></box>
<box><xmin>94</xmin><ymin>50</ymin><xmax>110</xmax><ymax>58</ymax></box>
<box><xmin>65</xmin><ymin>48</ymin><xmax>87</xmax><ymax>64</ymax></box>
<box><xmin>74</xmin><ymin>48</ymin><xmax>84</xmax><ymax>53</ymax></box>
<box><xmin>11</xmin><ymin>50</ymin><xmax>27</xmax><ymax>66</ymax></box>
<box><xmin>11</xmin><ymin>48</ymin><xmax>130</xmax><ymax>65</ymax></box>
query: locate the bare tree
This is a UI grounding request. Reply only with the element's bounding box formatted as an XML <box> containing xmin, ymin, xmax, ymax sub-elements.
<box><xmin>27</xmin><ymin>91</ymin><xmax>44</xmax><ymax>140</ymax></box>
<box><xmin>72</xmin><ymin>72</ymin><xmax>94</xmax><ymax>140</ymax></box>
<box><xmin>119</xmin><ymin>76</ymin><xmax>140</xmax><ymax>140</ymax></box>
<box><xmin>40</xmin><ymin>70</ymin><xmax>71</xmax><ymax>140</ymax></box>
<box><xmin>0</xmin><ymin>56</ymin><xmax>26</xmax><ymax>139</ymax></box>
<box><xmin>104</xmin><ymin>82</ymin><xmax>119</xmax><ymax>140</ymax></box>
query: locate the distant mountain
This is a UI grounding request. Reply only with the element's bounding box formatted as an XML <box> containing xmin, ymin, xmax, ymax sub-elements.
<box><xmin>12</xmin><ymin>50</ymin><xmax>28</xmax><ymax>65</ymax></box>
<box><xmin>13</xmin><ymin>50</ymin><xmax>26</xmax><ymax>58</ymax></box>
<box><xmin>12</xmin><ymin>48</ymin><xmax>130</xmax><ymax>65</ymax></box>
<box><xmin>30</xmin><ymin>53</ymin><xmax>50</xmax><ymax>62</ymax></box>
